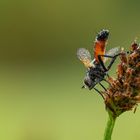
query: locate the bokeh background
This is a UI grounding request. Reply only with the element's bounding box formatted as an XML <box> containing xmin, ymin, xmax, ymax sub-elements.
<box><xmin>0</xmin><ymin>0</ymin><xmax>140</xmax><ymax>140</ymax></box>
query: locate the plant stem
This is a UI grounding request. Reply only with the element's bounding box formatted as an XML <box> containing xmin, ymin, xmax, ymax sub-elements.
<box><xmin>103</xmin><ymin>112</ymin><xmax>116</xmax><ymax>140</ymax></box>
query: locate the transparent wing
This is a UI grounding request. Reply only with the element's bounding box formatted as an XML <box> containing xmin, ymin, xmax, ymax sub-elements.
<box><xmin>104</xmin><ymin>47</ymin><xmax>120</xmax><ymax>63</ymax></box>
<box><xmin>77</xmin><ymin>48</ymin><xmax>92</xmax><ymax>68</ymax></box>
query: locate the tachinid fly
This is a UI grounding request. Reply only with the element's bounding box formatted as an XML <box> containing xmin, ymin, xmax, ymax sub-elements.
<box><xmin>77</xmin><ymin>29</ymin><xmax>121</xmax><ymax>94</ymax></box>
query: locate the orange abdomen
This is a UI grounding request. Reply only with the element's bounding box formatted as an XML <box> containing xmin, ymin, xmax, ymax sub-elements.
<box><xmin>94</xmin><ymin>40</ymin><xmax>106</xmax><ymax>62</ymax></box>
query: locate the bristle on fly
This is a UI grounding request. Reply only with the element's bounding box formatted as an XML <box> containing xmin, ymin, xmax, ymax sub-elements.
<box><xmin>96</xmin><ymin>29</ymin><xmax>109</xmax><ymax>41</ymax></box>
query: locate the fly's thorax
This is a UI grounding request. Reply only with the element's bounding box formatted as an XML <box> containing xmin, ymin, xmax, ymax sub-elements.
<box><xmin>89</xmin><ymin>66</ymin><xmax>105</xmax><ymax>80</ymax></box>
<box><xmin>83</xmin><ymin>75</ymin><xmax>94</xmax><ymax>89</ymax></box>
<box><xmin>83</xmin><ymin>65</ymin><xmax>106</xmax><ymax>89</ymax></box>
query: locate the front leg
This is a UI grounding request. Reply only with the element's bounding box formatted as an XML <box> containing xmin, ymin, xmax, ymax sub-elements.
<box><xmin>93</xmin><ymin>87</ymin><xmax>105</xmax><ymax>100</ymax></box>
<box><xmin>98</xmin><ymin>53</ymin><xmax>121</xmax><ymax>71</ymax></box>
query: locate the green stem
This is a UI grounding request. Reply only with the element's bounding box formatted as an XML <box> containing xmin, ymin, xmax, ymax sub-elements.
<box><xmin>103</xmin><ymin>112</ymin><xmax>116</xmax><ymax>140</ymax></box>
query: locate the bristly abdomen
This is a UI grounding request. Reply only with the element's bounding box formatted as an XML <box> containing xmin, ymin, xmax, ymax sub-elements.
<box><xmin>96</xmin><ymin>29</ymin><xmax>109</xmax><ymax>41</ymax></box>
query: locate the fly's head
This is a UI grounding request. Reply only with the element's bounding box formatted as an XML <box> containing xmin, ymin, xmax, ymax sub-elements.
<box><xmin>82</xmin><ymin>67</ymin><xmax>99</xmax><ymax>90</ymax></box>
<box><xmin>82</xmin><ymin>75</ymin><xmax>96</xmax><ymax>90</ymax></box>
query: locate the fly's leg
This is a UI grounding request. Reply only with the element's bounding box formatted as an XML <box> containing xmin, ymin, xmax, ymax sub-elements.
<box><xmin>106</xmin><ymin>73</ymin><xmax>110</xmax><ymax>78</ymax></box>
<box><xmin>90</xmin><ymin>72</ymin><xmax>110</xmax><ymax>97</ymax></box>
<box><xmin>92</xmin><ymin>71</ymin><xmax>111</xmax><ymax>87</ymax></box>
<box><xmin>107</xmin><ymin>53</ymin><xmax>121</xmax><ymax>70</ymax></box>
<box><xmin>98</xmin><ymin>55</ymin><xmax>108</xmax><ymax>71</ymax></box>
<box><xmin>93</xmin><ymin>87</ymin><xmax>105</xmax><ymax>100</ymax></box>
<box><xmin>93</xmin><ymin>85</ymin><xmax>109</xmax><ymax>99</ymax></box>
<box><xmin>98</xmin><ymin>53</ymin><xmax>121</xmax><ymax>71</ymax></box>
<box><xmin>99</xmin><ymin>82</ymin><xmax>107</xmax><ymax>91</ymax></box>
<box><xmin>99</xmin><ymin>82</ymin><xmax>111</xmax><ymax>97</ymax></box>
<box><xmin>98</xmin><ymin>54</ymin><xmax>122</xmax><ymax>90</ymax></box>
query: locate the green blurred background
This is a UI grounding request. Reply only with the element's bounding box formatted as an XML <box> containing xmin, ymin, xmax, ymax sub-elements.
<box><xmin>0</xmin><ymin>0</ymin><xmax>140</xmax><ymax>140</ymax></box>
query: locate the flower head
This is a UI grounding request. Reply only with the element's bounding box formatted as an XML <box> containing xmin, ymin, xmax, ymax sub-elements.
<box><xmin>104</xmin><ymin>41</ymin><xmax>140</xmax><ymax>117</ymax></box>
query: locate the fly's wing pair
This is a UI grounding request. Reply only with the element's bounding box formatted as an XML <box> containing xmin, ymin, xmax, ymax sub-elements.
<box><xmin>77</xmin><ymin>30</ymin><xmax>120</xmax><ymax>68</ymax></box>
<box><xmin>77</xmin><ymin>48</ymin><xmax>92</xmax><ymax>68</ymax></box>
<box><xmin>103</xmin><ymin>47</ymin><xmax>120</xmax><ymax>63</ymax></box>
<box><xmin>77</xmin><ymin>47</ymin><xmax>120</xmax><ymax>68</ymax></box>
